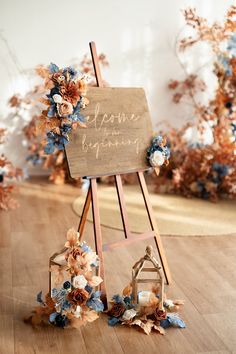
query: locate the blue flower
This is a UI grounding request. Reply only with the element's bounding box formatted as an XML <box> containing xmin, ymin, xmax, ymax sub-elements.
<box><xmin>47</xmin><ymin>104</ymin><xmax>57</xmax><ymax>118</ymax></box>
<box><xmin>152</xmin><ymin>135</ymin><xmax>163</xmax><ymax>145</ymax></box>
<box><xmin>81</xmin><ymin>242</ymin><xmax>92</xmax><ymax>253</ymax></box>
<box><xmin>160</xmin><ymin>314</ymin><xmax>186</xmax><ymax>329</ymax></box>
<box><xmin>227</xmin><ymin>33</ymin><xmax>236</xmax><ymax>57</ymax></box>
<box><xmin>36</xmin><ymin>291</ymin><xmax>44</xmax><ymax>304</ymax></box>
<box><xmin>162</xmin><ymin>146</ymin><xmax>171</xmax><ymax>159</ymax></box>
<box><xmin>85</xmin><ymin>284</ymin><xmax>93</xmax><ymax>294</ymax></box>
<box><xmin>54</xmin><ymin>313</ymin><xmax>68</xmax><ymax>328</ymax></box>
<box><xmin>112</xmin><ymin>294</ymin><xmax>124</xmax><ymax>304</ymax></box>
<box><xmin>44</xmin><ymin>131</ymin><xmax>69</xmax><ymax>154</ymax></box>
<box><xmin>212</xmin><ymin>163</ymin><xmax>229</xmax><ymax>178</ymax></box>
<box><xmin>63</xmin><ymin>281</ymin><xmax>71</xmax><ymax>289</ymax></box>
<box><xmin>63</xmin><ymin>66</ymin><xmax>78</xmax><ymax>79</ymax></box>
<box><xmin>108</xmin><ymin>317</ymin><xmax>120</xmax><ymax>326</ymax></box>
<box><xmin>218</xmin><ymin>55</ymin><xmax>232</xmax><ymax>76</ymax></box>
<box><xmin>86</xmin><ymin>291</ymin><xmax>104</xmax><ymax>312</ymax></box>
<box><xmin>61</xmin><ymin>299</ymin><xmax>72</xmax><ymax>310</ymax></box>
<box><xmin>48</xmin><ymin>63</ymin><xmax>59</xmax><ymax>74</ymax></box>
<box><xmin>26</xmin><ymin>153</ymin><xmax>43</xmax><ymax>165</ymax></box>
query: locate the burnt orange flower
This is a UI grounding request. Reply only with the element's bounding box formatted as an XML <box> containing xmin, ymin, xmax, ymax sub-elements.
<box><xmin>60</xmin><ymin>82</ymin><xmax>81</xmax><ymax>106</ymax></box>
<box><xmin>67</xmin><ymin>288</ymin><xmax>89</xmax><ymax>306</ymax></box>
<box><xmin>108</xmin><ymin>303</ymin><xmax>126</xmax><ymax>318</ymax></box>
<box><xmin>51</xmin><ymin>72</ymin><xmax>66</xmax><ymax>85</ymax></box>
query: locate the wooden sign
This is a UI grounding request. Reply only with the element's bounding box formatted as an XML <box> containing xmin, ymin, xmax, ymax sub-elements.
<box><xmin>65</xmin><ymin>87</ymin><xmax>153</xmax><ymax>178</ymax></box>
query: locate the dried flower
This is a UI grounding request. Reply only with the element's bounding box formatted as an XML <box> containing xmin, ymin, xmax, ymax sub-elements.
<box><xmin>57</xmin><ymin>100</ymin><xmax>73</xmax><ymax>117</ymax></box>
<box><xmin>108</xmin><ymin>303</ymin><xmax>126</xmax><ymax>318</ymax></box>
<box><xmin>72</xmin><ymin>275</ymin><xmax>88</xmax><ymax>289</ymax></box>
<box><xmin>154</xmin><ymin>308</ymin><xmax>167</xmax><ymax>321</ymax></box>
<box><xmin>67</xmin><ymin>288</ymin><xmax>89</xmax><ymax>306</ymax></box>
<box><xmin>122</xmin><ymin>309</ymin><xmax>137</xmax><ymax>321</ymax></box>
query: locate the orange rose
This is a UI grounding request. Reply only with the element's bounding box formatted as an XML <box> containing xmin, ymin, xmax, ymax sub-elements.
<box><xmin>67</xmin><ymin>288</ymin><xmax>89</xmax><ymax>306</ymax></box>
<box><xmin>57</xmin><ymin>101</ymin><xmax>73</xmax><ymax>117</ymax></box>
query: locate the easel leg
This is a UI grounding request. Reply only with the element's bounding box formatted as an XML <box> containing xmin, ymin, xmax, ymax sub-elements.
<box><xmin>114</xmin><ymin>175</ymin><xmax>131</xmax><ymax>239</ymax></box>
<box><xmin>90</xmin><ymin>178</ymin><xmax>107</xmax><ymax>308</ymax></box>
<box><xmin>137</xmin><ymin>171</ymin><xmax>172</xmax><ymax>284</ymax></box>
<box><xmin>78</xmin><ymin>186</ymin><xmax>91</xmax><ymax>240</ymax></box>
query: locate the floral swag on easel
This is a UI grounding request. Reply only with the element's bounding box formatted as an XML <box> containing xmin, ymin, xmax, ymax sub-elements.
<box><xmin>38</xmin><ymin>63</ymin><xmax>89</xmax><ymax>154</ymax></box>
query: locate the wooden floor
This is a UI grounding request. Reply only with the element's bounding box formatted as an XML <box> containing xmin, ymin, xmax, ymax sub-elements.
<box><xmin>1</xmin><ymin>177</ymin><xmax>236</xmax><ymax>354</ymax></box>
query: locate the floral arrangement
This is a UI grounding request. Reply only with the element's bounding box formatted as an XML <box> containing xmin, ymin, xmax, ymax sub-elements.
<box><xmin>7</xmin><ymin>53</ymin><xmax>108</xmax><ymax>185</ymax></box>
<box><xmin>0</xmin><ymin>128</ymin><xmax>22</xmax><ymax>210</ymax></box>
<box><xmin>155</xmin><ymin>6</ymin><xmax>236</xmax><ymax>201</ymax></box>
<box><xmin>25</xmin><ymin>228</ymin><xmax>104</xmax><ymax>328</ymax></box>
<box><xmin>37</xmin><ymin>63</ymin><xmax>89</xmax><ymax>155</ymax></box>
<box><xmin>147</xmin><ymin>135</ymin><xmax>170</xmax><ymax>168</ymax></box>
<box><xmin>107</xmin><ymin>284</ymin><xmax>185</xmax><ymax>335</ymax></box>
<box><xmin>38</xmin><ymin>63</ymin><xmax>88</xmax><ymax>154</ymax></box>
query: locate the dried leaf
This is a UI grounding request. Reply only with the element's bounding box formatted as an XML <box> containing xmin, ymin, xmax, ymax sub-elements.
<box><xmin>130</xmin><ymin>319</ymin><xmax>154</xmax><ymax>335</ymax></box>
<box><xmin>88</xmin><ymin>276</ymin><xmax>103</xmax><ymax>287</ymax></box>
<box><xmin>122</xmin><ymin>283</ymin><xmax>132</xmax><ymax>296</ymax></box>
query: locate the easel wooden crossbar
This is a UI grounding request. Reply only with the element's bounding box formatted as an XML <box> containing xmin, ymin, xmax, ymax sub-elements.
<box><xmin>76</xmin><ymin>42</ymin><xmax>171</xmax><ymax>307</ymax></box>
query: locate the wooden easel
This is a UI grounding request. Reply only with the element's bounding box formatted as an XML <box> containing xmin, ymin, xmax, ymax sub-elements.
<box><xmin>76</xmin><ymin>42</ymin><xmax>171</xmax><ymax>307</ymax></box>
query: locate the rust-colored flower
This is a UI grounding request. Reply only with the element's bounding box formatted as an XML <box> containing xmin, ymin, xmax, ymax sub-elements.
<box><xmin>154</xmin><ymin>308</ymin><xmax>167</xmax><ymax>321</ymax></box>
<box><xmin>108</xmin><ymin>303</ymin><xmax>126</xmax><ymax>318</ymax></box>
<box><xmin>71</xmin><ymin>246</ymin><xmax>83</xmax><ymax>259</ymax></box>
<box><xmin>60</xmin><ymin>81</ymin><xmax>81</xmax><ymax>106</ymax></box>
<box><xmin>57</xmin><ymin>101</ymin><xmax>73</xmax><ymax>117</ymax></box>
<box><xmin>51</xmin><ymin>72</ymin><xmax>66</xmax><ymax>85</ymax></box>
<box><xmin>67</xmin><ymin>288</ymin><xmax>89</xmax><ymax>306</ymax></box>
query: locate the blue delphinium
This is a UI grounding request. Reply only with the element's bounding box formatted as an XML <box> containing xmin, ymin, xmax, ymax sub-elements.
<box><xmin>227</xmin><ymin>33</ymin><xmax>236</xmax><ymax>57</ymax></box>
<box><xmin>212</xmin><ymin>163</ymin><xmax>229</xmax><ymax>178</ymax></box>
<box><xmin>63</xmin><ymin>66</ymin><xmax>78</xmax><ymax>79</ymax></box>
<box><xmin>44</xmin><ymin>131</ymin><xmax>70</xmax><ymax>154</ymax></box>
<box><xmin>86</xmin><ymin>291</ymin><xmax>104</xmax><ymax>312</ymax></box>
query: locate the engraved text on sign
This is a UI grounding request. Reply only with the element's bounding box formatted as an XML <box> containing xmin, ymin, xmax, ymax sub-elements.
<box><xmin>65</xmin><ymin>87</ymin><xmax>153</xmax><ymax>178</ymax></box>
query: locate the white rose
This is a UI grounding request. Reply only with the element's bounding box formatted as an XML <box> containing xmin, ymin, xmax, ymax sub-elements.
<box><xmin>121</xmin><ymin>309</ymin><xmax>137</xmax><ymax>321</ymax></box>
<box><xmin>53</xmin><ymin>94</ymin><xmax>63</xmax><ymax>104</ymax></box>
<box><xmin>72</xmin><ymin>275</ymin><xmax>87</xmax><ymax>289</ymax></box>
<box><xmin>74</xmin><ymin>305</ymin><xmax>82</xmax><ymax>318</ymax></box>
<box><xmin>150</xmin><ymin>150</ymin><xmax>165</xmax><ymax>167</ymax></box>
<box><xmin>164</xmin><ymin>299</ymin><xmax>174</xmax><ymax>309</ymax></box>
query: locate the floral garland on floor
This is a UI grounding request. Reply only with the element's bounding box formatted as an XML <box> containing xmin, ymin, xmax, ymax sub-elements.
<box><xmin>25</xmin><ymin>228</ymin><xmax>104</xmax><ymax>328</ymax></box>
<box><xmin>0</xmin><ymin>128</ymin><xmax>22</xmax><ymax>210</ymax></box>
<box><xmin>37</xmin><ymin>63</ymin><xmax>89</xmax><ymax>155</ymax></box>
<box><xmin>107</xmin><ymin>284</ymin><xmax>185</xmax><ymax>335</ymax></box>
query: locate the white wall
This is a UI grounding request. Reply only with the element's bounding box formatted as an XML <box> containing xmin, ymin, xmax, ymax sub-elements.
<box><xmin>0</xmin><ymin>0</ymin><xmax>234</xmax><ymax>168</ymax></box>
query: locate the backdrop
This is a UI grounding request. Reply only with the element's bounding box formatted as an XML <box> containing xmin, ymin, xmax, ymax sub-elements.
<box><xmin>0</xmin><ymin>0</ymin><xmax>234</xmax><ymax>168</ymax></box>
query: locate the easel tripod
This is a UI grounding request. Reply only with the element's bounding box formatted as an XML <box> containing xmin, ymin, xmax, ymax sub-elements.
<box><xmin>76</xmin><ymin>42</ymin><xmax>171</xmax><ymax>308</ymax></box>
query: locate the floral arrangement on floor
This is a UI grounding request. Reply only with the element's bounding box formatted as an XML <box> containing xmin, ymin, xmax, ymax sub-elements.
<box><xmin>107</xmin><ymin>245</ymin><xmax>185</xmax><ymax>335</ymax></box>
<box><xmin>7</xmin><ymin>53</ymin><xmax>108</xmax><ymax>185</ymax></box>
<box><xmin>155</xmin><ymin>6</ymin><xmax>236</xmax><ymax>201</ymax></box>
<box><xmin>25</xmin><ymin>228</ymin><xmax>104</xmax><ymax>328</ymax></box>
<box><xmin>0</xmin><ymin>128</ymin><xmax>22</xmax><ymax>210</ymax></box>
<box><xmin>107</xmin><ymin>284</ymin><xmax>185</xmax><ymax>335</ymax></box>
